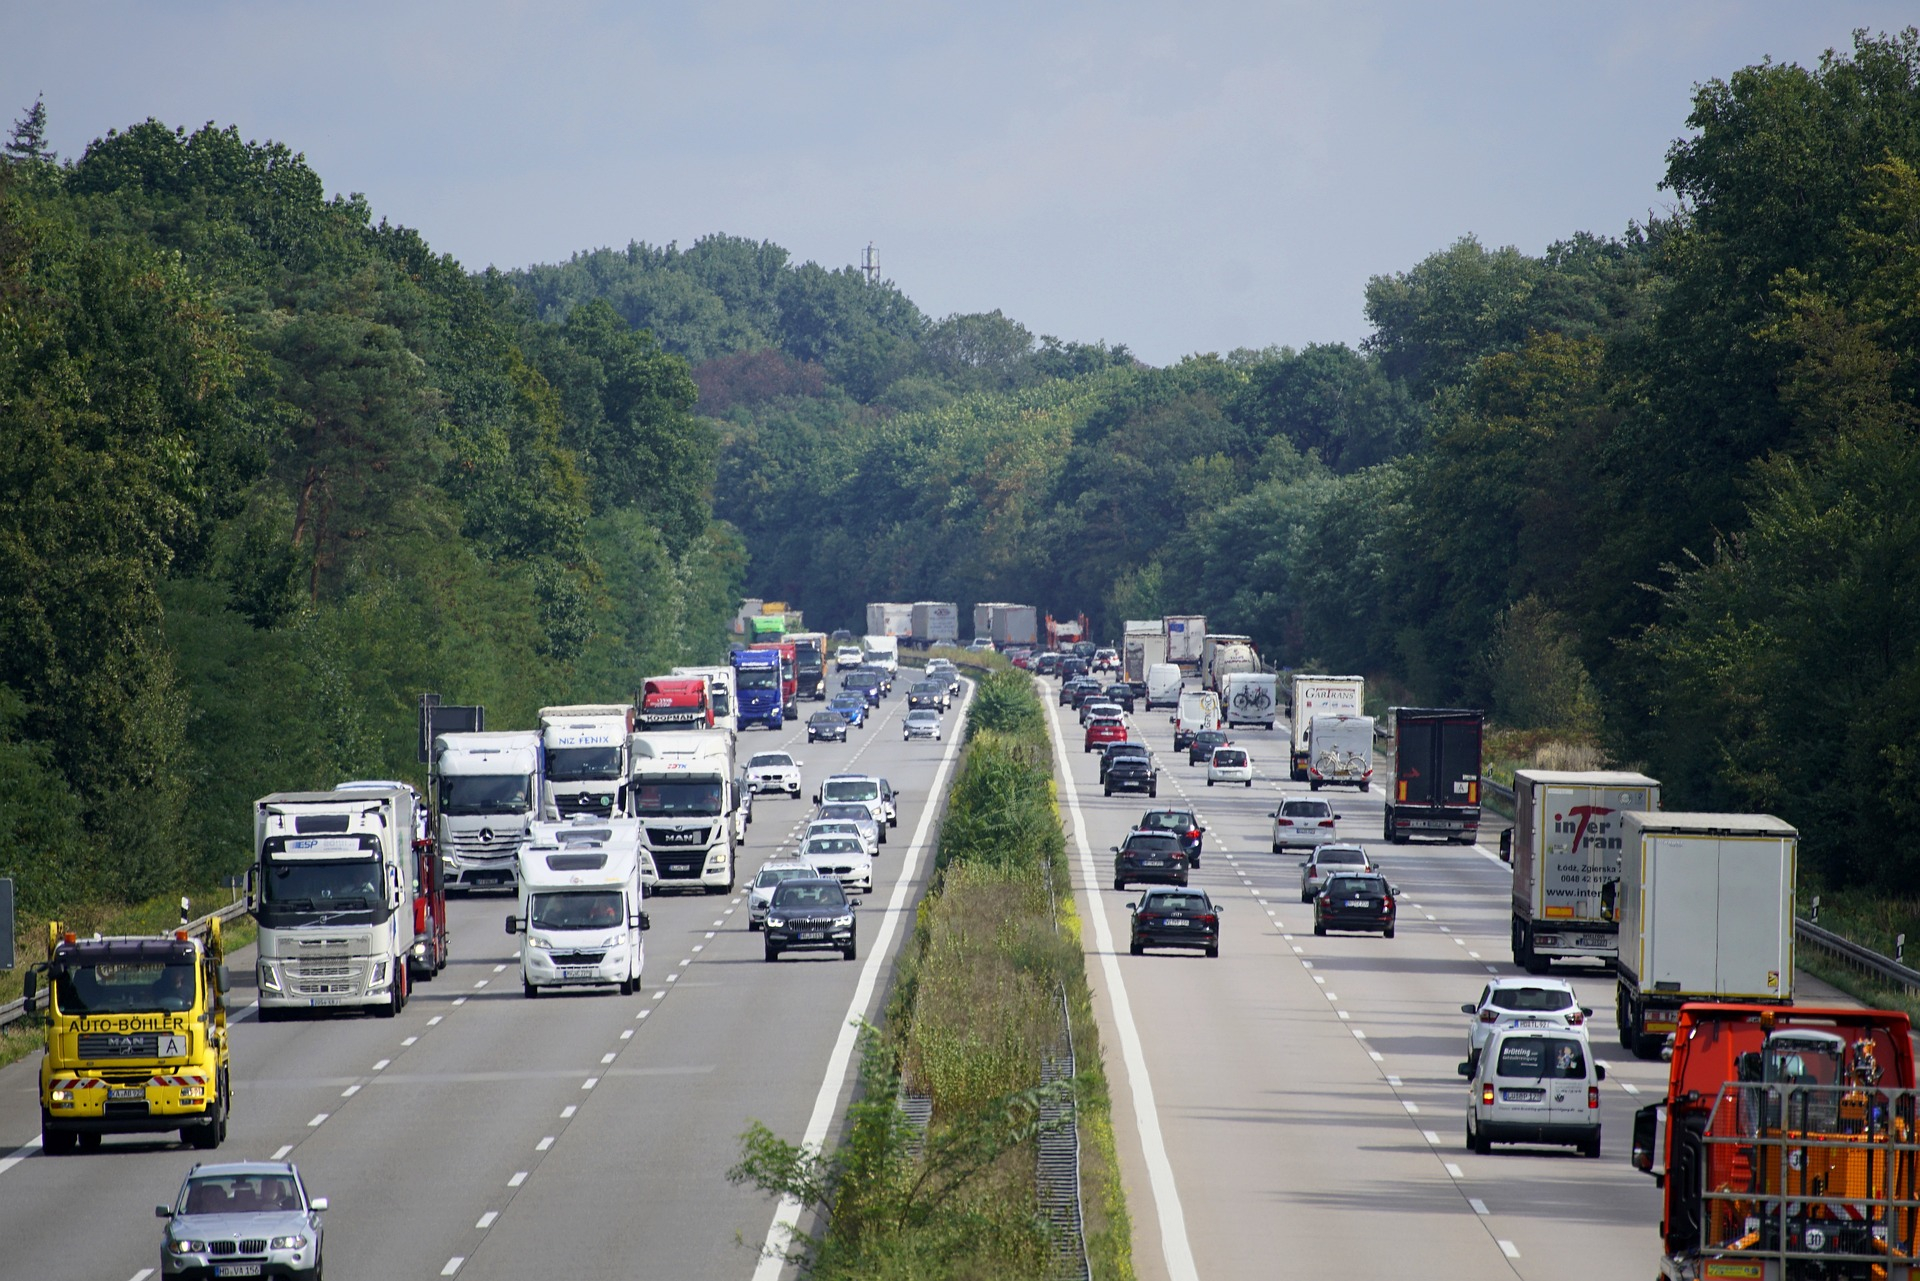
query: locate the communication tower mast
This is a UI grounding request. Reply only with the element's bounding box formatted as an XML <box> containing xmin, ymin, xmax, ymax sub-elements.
<box><xmin>860</xmin><ymin>242</ymin><xmax>880</xmax><ymax>285</ymax></box>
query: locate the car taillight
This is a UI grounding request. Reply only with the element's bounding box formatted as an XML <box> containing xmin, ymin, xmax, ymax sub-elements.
<box><xmin>1481</xmin><ymin>1085</ymin><xmax>1495</xmax><ymax>1105</ymax></box>
<box><xmin>1566</xmin><ymin>1011</ymin><xmax>1585</xmax><ymax>1026</ymax></box>
<box><xmin>1278</xmin><ymin>818</ymin><xmax>1294</xmax><ymax>826</ymax></box>
<box><xmin>1187</xmin><ymin>829</ymin><xmax>1200</xmax><ymax>841</ymax></box>
<box><xmin>1199</xmin><ymin>914</ymin><xmax>1217</xmax><ymax>928</ymax></box>
<box><xmin>1382</xmin><ymin>896</ymin><xmax>1394</xmax><ymax>912</ymax></box>
<box><xmin>1589</xmin><ymin>1086</ymin><xmax>1600</xmax><ymax>1109</ymax></box>
<box><xmin>1478</xmin><ymin>1009</ymin><xmax>1498</xmax><ymax>1023</ymax></box>
<box><xmin>1319</xmin><ymin>820</ymin><xmax>1335</xmax><ymax>827</ymax></box>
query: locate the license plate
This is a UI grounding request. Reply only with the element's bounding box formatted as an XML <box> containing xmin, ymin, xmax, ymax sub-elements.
<box><xmin>1143</xmin><ymin>859</ymin><xmax>1166</xmax><ymax>867</ymax></box>
<box><xmin>561</xmin><ymin>967</ymin><xmax>596</xmax><ymax>978</ymax></box>
<box><xmin>1577</xmin><ymin>936</ymin><xmax>1610</xmax><ymax>947</ymax></box>
<box><xmin>1346</xmin><ymin>899</ymin><xmax>1370</xmax><ymax>907</ymax></box>
<box><xmin>1501</xmin><ymin>1089</ymin><xmax>1544</xmax><ymax>1103</ymax></box>
<box><xmin>1163</xmin><ymin>919</ymin><xmax>1189</xmax><ymax>927</ymax></box>
<box><xmin>799</xmin><ymin>931</ymin><xmax>824</xmax><ymax>941</ymax></box>
<box><xmin>109</xmin><ymin>1087</ymin><xmax>145</xmax><ymax>1101</ymax></box>
<box><xmin>216</xmin><ymin>1266</ymin><xmax>264</xmax><ymax>1278</ymax></box>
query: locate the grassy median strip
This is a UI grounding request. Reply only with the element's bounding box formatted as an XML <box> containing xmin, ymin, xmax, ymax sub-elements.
<box><xmin>733</xmin><ymin>663</ymin><xmax>1133</xmax><ymax>1279</ymax></box>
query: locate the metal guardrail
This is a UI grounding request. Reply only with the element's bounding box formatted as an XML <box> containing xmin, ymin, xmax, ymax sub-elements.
<box><xmin>0</xmin><ymin>897</ymin><xmax>250</xmax><ymax>1032</ymax></box>
<box><xmin>1037</xmin><ymin>985</ymin><xmax>1090</xmax><ymax>1281</ymax></box>
<box><xmin>1796</xmin><ymin>916</ymin><xmax>1920</xmax><ymax>994</ymax></box>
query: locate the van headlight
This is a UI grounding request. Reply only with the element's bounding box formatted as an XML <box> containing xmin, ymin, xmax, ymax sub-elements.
<box><xmin>527</xmin><ymin>937</ymin><xmax>552</xmax><ymax>950</ymax></box>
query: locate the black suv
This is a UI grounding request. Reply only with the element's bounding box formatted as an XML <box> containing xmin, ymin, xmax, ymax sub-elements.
<box><xmin>1099</xmin><ymin>741</ymin><xmax>1149</xmax><ymax>784</ymax></box>
<box><xmin>1058</xmin><ymin>676</ymin><xmax>1102</xmax><ymax>707</ymax></box>
<box><xmin>1103</xmin><ymin>747</ymin><xmax>1158</xmax><ymax>797</ymax></box>
<box><xmin>763</xmin><ymin>877</ymin><xmax>859</xmax><ymax>961</ymax></box>
<box><xmin>1112</xmin><ymin>830</ymin><xmax>1188</xmax><ymax>891</ymax></box>
<box><xmin>1136</xmin><ymin>807</ymin><xmax>1205</xmax><ymax>868</ymax></box>
<box><xmin>1102</xmin><ymin>683</ymin><xmax>1136</xmax><ymax>712</ymax></box>
<box><xmin>1129</xmin><ymin>888</ymin><xmax>1221</xmax><ymax>957</ymax></box>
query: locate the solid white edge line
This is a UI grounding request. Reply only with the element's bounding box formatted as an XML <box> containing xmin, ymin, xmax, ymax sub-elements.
<box><xmin>1046</xmin><ymin>692</ymin><xmax>1201</xmax><ymax>1281</ymax></box>
<box><xmin>752</xmin><ymin>682</ymin><xmax>973</xmax><ymax>1280</ymax></box>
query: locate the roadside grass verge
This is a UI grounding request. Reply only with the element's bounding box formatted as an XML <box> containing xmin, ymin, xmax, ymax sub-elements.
<box><xmin>731</xmin><ymin>666</ymin><xmax>1132</xmax><ymax>1279</ymax></box>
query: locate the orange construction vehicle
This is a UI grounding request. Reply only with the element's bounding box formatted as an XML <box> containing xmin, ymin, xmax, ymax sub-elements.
<box><xmin>1633</xmin><ymin>1003</ymin><xmax>1920</xmax><ymax>1279</ymax></box>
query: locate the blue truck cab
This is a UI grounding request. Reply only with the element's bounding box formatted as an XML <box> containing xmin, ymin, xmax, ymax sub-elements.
<box><xmin>731</xmin><ymin>648</ymin><xmax>785</xmax><ymax>731</ymax></box>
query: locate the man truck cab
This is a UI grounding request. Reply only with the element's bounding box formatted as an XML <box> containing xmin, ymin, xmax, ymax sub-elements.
<box><xmin>508</xmin><ymin>822</ymin><xmax>647</xmax><ymax>997</ymax></box>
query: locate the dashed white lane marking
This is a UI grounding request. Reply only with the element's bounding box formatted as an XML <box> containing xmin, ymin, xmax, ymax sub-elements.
<box><xmin>1423</xmin><ymin>1130</ymin><xmax>1442</xmax><ymax>1145</ymax></box>
<box><xmin>476</xmin><ymin>1211</ymin><xmax>498</xmax><ymax>1229</ymax></box>
<box><xmin>652</xmin><ymin>989</ymin><xmax>666</xmax><ymax>999</ymax></box>
<box><xmin>561</xmin><ymin>1105</ymin><xmax>576</xmax><ymax>1119</ymax></box>
<box><xmin>1444</xmin><ymin>1163</ymin><xmax>1464</xmax><ymax>1178</ymax></box>
<box><xmin>581</xmin><ymin>1077</ymin><xmax>598</xmax><ymax>1090</ymax></box>
<box><xmin>508</xmin><ymin>1171</ymin><xmax>528</xmax><ymax>1187</ymax></box>
<box><xmin>372</xmin><ymin>1059</ymin><xmax>390</xmax><ymax>1070</ymax></box>
<box><xmin>1402</xmin><ymin>1101</ymin><xmax>1420</xmax><ymax>1114</ymax></box>
<box><xmin>666</xmin><ymin>974</ymin><xmax>678</xmax><ymax>983</ymax></box>
<box><xmin>705</xmin><ymin>931</ymin><xmax>716</xmax><ymax>939</ymax></box>
<box><xmin>1469</xmin><ymin>1198</ymin><xmax>1490</xmax><ymax>1215</ymax></box>
<box><xmin>1387</xmin><ymin>1075</ymin><xmax>1402</xmax><ymax>1086</ymax></box>
<box><xmin>1622</xmin><ymin>1082</ymin><xmax>1641</xmax><ymax>1095</ymax></box>
<box><xmin>536</xmin><ymin>1136</ymin><xmax>554</xmax><ymax>1151</ymax></box>
<box><xmin>678</xmin><ymin>958</ymin><xmax>691</xmax><ymax>968</ymax></box>
<box><xmin>441</xmin><ymin>1258</ymin><xmax>464</xmax><ymax>1276</ymax></box>
<box><xmin>492</xmin><ymin>964</ymin><xmax>507</xmax><ymax>973</ymax></box>
<box><xmin>307</xmin><ymin>1113</ymin><xmax>328</xmax><ymax>1127</ymax></box>
<box><xmin>620</xmin><ymin>1029</ymin><xmax>634</xmax><ymax>1040</ymax></box>
<box><xmin>472</xmin><ymin>980</ymin><xmax>488</xmax><ymax>989</ymax></box>
<box><xmin>1337</xmin><ymin>1010</ymin><xmax>1351</xmax><ymax>1020</ymax></box>
<box><xmin>1500</xmin><ymin>1241</ymin><xmax>1521</xmax><ymax>1259</ymax></box>
<box><xmin>403</xmin><ymin>1036</ymin><xmax>418</xmax><ymax>1046</ymax></box>
<box><xmin>0</xmin><ymin>1137</ymin><xmax>42</xmax><ymax>1175</ymax></box>
<box><xmin>691</xmin><ymin>945</ymin><xmax>704</xmax><ymax>954</ymax></box>
<box><xmin>428</xmin><ymin>1015</ymin><xmax>443</xmax><ymax>1025</ymax></box>
<box><xmin>453</xmin><ymin>997</ymin><xmax>468</xmax><ymax>1007</ymax></box>
<box><xmin>1468</xmin><ymin>951</ymin><xmax>1481</xmax><ymax>959</ymax></box>
<box><xmin>272</xmin><ymin>1144</ymin><xmax>293</xmax><ymax>1160</ymax></box>
<box><xmin>341</xmin><ymin>1085</ymin><xmax>360</xmax><ymax>1098</ymax></box>
<box><xmin>600</xmin><ymin>1053</ymin><xmax>617</xmax><ymax>1064</ymax></box>
<box><xmin>128</xmin><ymin>1270</ymin><xmax>155</xmax><ymax>1281</ymax></box>
<box><xmin>1369</xmin><ymin>1051</ymin><xmax>1384</xmax><ymax>1062</ymax></box>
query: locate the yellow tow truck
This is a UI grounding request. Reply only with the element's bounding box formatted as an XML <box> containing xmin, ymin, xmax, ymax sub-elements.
<box><xmin>23</xmin><ymin>919</ymin><xmax>232</xmax><ymax>1153</ymax></box>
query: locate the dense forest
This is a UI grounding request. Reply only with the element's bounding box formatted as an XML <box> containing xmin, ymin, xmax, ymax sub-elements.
<box><xmin>4</xmin><ymin>29</ymin><xmax>1918</xmax><ymax>924</ymax></box>
<box><xmin>513</xmin><ymin>30</ymin><xmax>1920</xmax><ymax>892</ymax></box>
<box><xmin>0</xmin><ymin>105</ymin><xmax>741</xmax><ymax>922</ymax></box>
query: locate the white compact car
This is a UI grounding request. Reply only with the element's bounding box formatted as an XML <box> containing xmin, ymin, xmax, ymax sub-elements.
<box><xmin>1206</xmin><ymin>746</ymin><xmax>1253</xmax><ymax>787</ymax></box>
<box><xmin>1298</xmin><ymin>844</ymin><xmax>1374</xmax><ymax>901</ymax></box>
<box><xmin>747</xmin><ymin>859</ymin><xmax>818</xmax><ymax>930</ymax></box>
<box><xmin>835</xmin><ymin>645</ymin><xmax>864</xmax><ymax>669</ymax></box>
<box><xmin>1461</xmin><ymin>979</ymin><xmax>1592</xmax><ymax>1071</ymax></box>
<box><xmin>1460</xmin><ymin>1023</ymin><xmax>1605</xmax><ymax>1158</ymax></box>
<box><xmin>745</xmin><ymin>751</ymin><xmax>803</xmax><ymax>798</ymax></box>
<box><xmin>1272</xmin><ymin>798</ymin><xmax>1341</xmax><ymax>852</ymax></box>
<box><xmin>805</xmin><ymin>817</ymin><xmax>876</xmax><ymax>857</ymax></box>
<box><xmin>800</xmin><ymin>834</ymin><xmax>874</xmax><ymax>894</ymax></box>
<box><xmin>903</xmin><ymin>709</ymin><xmax>943</xmax><ymax>741</ymax></box>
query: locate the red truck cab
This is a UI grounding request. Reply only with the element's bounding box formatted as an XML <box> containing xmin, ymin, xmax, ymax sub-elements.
<box><xmin>638</xmin><ymin>677</ymin><xmax>713</xmax><ymax>731</ymax></box>
<box><xmin>1634</xmin><ymin>1003</ymin><xmax>1918</xmax><ymax>1278</ymax></box>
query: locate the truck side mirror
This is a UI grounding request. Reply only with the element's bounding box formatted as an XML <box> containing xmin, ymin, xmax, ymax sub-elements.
<box><xmin>246</xmin><ymin>865</ymin><xmax>258</xmax><ymax>910</ymax></box>
<box><xmin>1457</xmin><ymin>1062</ymin><xmax>1472</xmax><ymax>1077</ymax></box>
<box><xmin>638</xmin><ymin>912</ymin><xmax>651</xmax><ymax>931</ymax></box>
<box><xmin>217</xmin><ymin>964</ymin><xmax>232</xmax><ymax>995</ymax></box>
<box><xmin>1499</xmin><ymin>830</ymin><xmax>1512</xmax><ymax>864</ymax></box>
<box><xmin>22</xmin><ymin>969</ymin><xmax>38</xmax><ymax>1013</ymax></box>
<box><xmin>505</xmin><ymin>914</ymin><xmax>522</xmax><ymax>935</ymax></box>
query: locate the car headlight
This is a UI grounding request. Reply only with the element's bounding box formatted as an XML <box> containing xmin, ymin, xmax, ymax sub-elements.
<box><xmin>832</xmin><ymin>915</ymin><xmax>854</xmax><ymax>928</ymax></box>
<box><xmin>767</xmin><ymin>917</ymin><xmax>786</xmax><ymax>930</ymax></box>
<box><xmin>169</xmin><ymin>1238</ymin><xmax>207</xmax><ymax>1255</ymax></box>
<box><xmin>270</xmin><ymin>1234</ymin><xmax>310</xmax><ymax>1250</ymax></box>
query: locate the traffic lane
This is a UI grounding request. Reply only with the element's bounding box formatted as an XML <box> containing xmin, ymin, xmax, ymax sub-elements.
<box><xmin>456</xmin><ymin>690</ymin><xmax>958</xmax><ymax>1280</ymax></box>
<box><xmin>1058</xmin><ymin>701</ymin><xmax>1522</xmax><ymax>1281</ymax></box>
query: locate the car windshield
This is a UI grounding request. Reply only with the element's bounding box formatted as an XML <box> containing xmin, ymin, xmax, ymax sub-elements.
<box><xmin>1317</xmin><ymin>849</ymin><xmax>1367</xmax><ymax>866</ymax></box>
<box><xmin>1326</xmin><ymin>877</ymin><xmax>1383</xmax><ymax>896</ymax></box>
<box><xmin>1283</xmin><ymin>801</ymin><xmax>1332</xmax><ymax>818</ymax></box>
<box><xmin>749</xmin><ymin>754</ymin><xmax>792</xmax><ymax>769</ymax></box>
<box><xmin>913</xmin><ymin>682</ymin><xmax>942</xmax><ymax>693</ymax></box>
<box><xmin>547</xmin><ymin>746</ymin><xmax>624</xmax><ymax>782</ymax></box>
<box><xmin>843</xmin><ymin>673</ymin><xmax>877</xmax><ymax>687</ymax></box>
<box><xmin>1496</xmin><ymin>1036</ymin><xmax>1588</xmax><ymax>1080</ymax></box>
<box><xmin>1196</xmin><ymin>732</ymin><xmax>1226</xmax><ymax>744</ymax></box>
<box><xmin>908</xmin><ymin>711</ymin><xmax>939</xmax><ymax>722</ymax></box>
<box><xmin>772</xmin><ymin>882</ymin><xmax>848</xmax><ymax>908</ymax></box>
<box><xmin>628</xmin><ymin>782</ymin><xmax>723</xmax><ymax>817</ymax></box>
<box><xmin>807</xmin><ymin>838</ymin><xmax>864</xmax><ymax>854</ymax></box>
<box><xmin>754</xmin><ymin>866</ymin><xmax>811</xmax><ymax>888</ymax></box>
<box><xmin>811</xmin><ymin>823</ymin><xmax>857</xmax><ymax>838</ymax></box>
<box><xmin>439</xmin><ymin>773</ymin><xmax>531</xmax><ymax>815</ymax></box>
<box><xmin>528</xmin><ymin>890</ymin><xmax>625</xmax><ymax>931</ymax></box>
<box><xmin>820</xmin><ymin>804</ymin><xmax>871</xmax><ymax>822</ymax></box>
<box><xmin>823</xmin><ymin>780</ymin><xmax>880</xmax><ymax>803</ymax></box>
<box><xmin>1489</xmin><ymin>987</ymin><xmax>1576</xmax><ymax>1012</ymax></box>
<box><xmin>1142</xmin><ymin>893</ymin><xmax>1209</xmax><ymax>913</ymax></box>
<box><xmin>55</xmin><ymin>953</ymin><xmax>198</xmax><ymax>1015</ymax></box>
<box><xmin>809</xmin><ymin>714</ymin><xmax>841</xmax><ymax>725</ymax></box>
<box><xmin>178</xmin><ymin>1173</ymin><xmax>304</xmax><ymax>1216</ymax></box>
<box><xmin>1212</xmin><ymin>750</ymin><xmax>1247</xmax><ymax>765</ymax></box>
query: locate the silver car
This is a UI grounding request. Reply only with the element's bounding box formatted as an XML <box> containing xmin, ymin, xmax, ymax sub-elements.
<box><xmin>816</xmin><ymin>802</ymin><xmax>881</xmax><ymax>851</ymax></box>
<box><xmin>1271</xmin><ymin>797</ymin><xmax>1341</xmax><ymax>852</ymax></box>
<box><xmin>747</xmin><ymin>859</ymin><xmax>817</xmax><ymax>930</ymax></box>
<box><xmin>903</xmin><ymin>709</ymin><xmax>943</xmax><ymax>741</ymax></box>
<box><xmin>159</xmin><ymin>1160</ymin><xmax>326</xmax><ymax>1278</ymax></box>
<box><xmin>1299</xmin><ymin>843</ymin><xmax>1374</xmax><ymax>902</ymax></box>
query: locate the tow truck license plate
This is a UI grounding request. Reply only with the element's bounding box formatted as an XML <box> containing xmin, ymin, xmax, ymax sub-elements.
<box><xmin>216</xmin><ymin>1266</ymin><xmax>264</xmax><ymax>1278</ymax></box>
<box><xmin>109</xmin><ymin>1087</ymin><xmax>145</xmax><ymax>1101</ymax></box>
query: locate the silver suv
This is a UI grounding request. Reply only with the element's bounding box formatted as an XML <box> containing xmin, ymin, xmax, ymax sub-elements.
<box><xmin>158</xmin><ymin>1160</ymin><xmax>327</xmax><ymax>1278</ymax></box>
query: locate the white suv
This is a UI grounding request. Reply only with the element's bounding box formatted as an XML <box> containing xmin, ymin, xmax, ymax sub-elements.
<box><xmin>1298</xmin><ymin>844</ymin><xmax>1373</xmax><ymax>901</ymax></box>
<box><xmin>816</xmin><ymin>774</ymin><xmax>894</xmax><ymax>839</ymax></box>
<box><xmin>1459</xmin><ymin>1024</ymin><xmax>1605</xmax><ymax>1158</ymax></box>
<box><xmin>1272</xmin><ymin>798</ymin><xmax>1340</xmax><ymax>852</ymax></box>
<box><xmin>1461</xmin><ymin>979</ymin><xmax>1592</xmax><ymax>1073</ymax></box>
<box><xmin>746</xmin><ymin>752</ymin><xmax>802</xmax><ymax>798</ymax></box>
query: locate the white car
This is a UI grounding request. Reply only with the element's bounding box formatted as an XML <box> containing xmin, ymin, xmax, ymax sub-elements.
<box><xmin>1461</xmin><ymin>979</ymin><xmax>1592</xmax><ymax>1071</ymax></box>
<box><xmin>814</xmin><ymin>803</ymin><xmax>881</xmax><ymax>852</ymax></box>
<box><xmin>1298</xmin><ymin>844</ymin><xmax>1373</xmax><ymax>901</ymax></box>
<box><xmin>1079</xmin><ymin>699</ymin><xmax>1124</xmax><ymax>727</ymax></box>
<box><xmin>805</xmin><ymin>817</ymin><xmax>876</xmax><ymax>857</ymax></box>
<box><xmin>817</xmin><ymin>774</ymin><xmax>895</xmax><ymax>839</ymax></box>
<box><xmin>967</xmin><ymin>638</ymin><xmax>995</xmax><ymax>652</ymax></box>
<box><xmin>1271</xmin><ymin>797</ymin><xmax>1341</xmax><ymax>852</ymax></box>
<box><xmin>903</xmin><ymin>709</ymin><xmax>943</xmax><ymax>741</ymax></box>
<box><xmin>1460</xmin><ymin>1023</ymin><xmax>1605</xmax><ymax>1158</ymax></box>
<box><xmin>800</xmin><ymin>834</ymin><xmax>874</xmax><ymax>894</ymax></box>
<box><xmin>1206</xmin><ymin>746</ymin><xmax>1253</xmax><ymax>787</ymax></box>
<box><xmin>745</xmin><ymin>751</ymin><xmax>802</xmax><ymax>798</ymax></box>
<box><xmin>746</xmin><ymin>859</ymin><xmax>817</xmax><ymax>930</ymax></box>
<box><xmin>835</xmin><ymin>645</ymin><xmax>864</xmax><ymax>669</ymax></box>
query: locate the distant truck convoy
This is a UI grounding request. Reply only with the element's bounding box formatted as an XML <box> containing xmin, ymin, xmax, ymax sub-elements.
<box><xmin>1382</xmin><ymin>707</ymin><xmax>1484</xmax><ymax>845</ymax></box>
<box><xmin>1502</xmin><ymin>770</ymin><xmax>1661</xmax><ymax>974</ymax></box>
<box><xmin>865</xmin><ymin>602</ymin><xmax>914</xmax><ymax>639</ymax></box>
<box><xmin>909</xmin><ymin>601</ymin><xmax>960</xmax><ymax>648</ymax></box>
<box><xmin>1614</xmin><ymin>810</ymin><xmax>1796</xmax><ymax>1059</ymax></box>
<box><xmin>1287</xmin><ymin>674</ymin><xmax>1364</xmax><ymax>780</ymax></box>
<box><xmin>1222</xmin><ymin>671</ymin><xmax>1279</xmax><ymax>730</ymax></box>
<box><xmin>1123</xmin><ymin>620</ymin><xmax>1167</xmax><ymax>683</ymax></box>
<box><xmin>1162</xmin><ymin>615</ymin><xmax>1206</xmax><ymax>668</ymax></box>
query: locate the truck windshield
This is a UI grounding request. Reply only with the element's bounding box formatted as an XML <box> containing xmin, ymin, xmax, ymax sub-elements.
<box><xmin>737</xmin><ymin>669</ymin><xmax>779</xmax><ymax>691</ymax></box>
<box><xmin>527</xmin><ymin>890</ymin><xmax>625</xmax><ymax>931</ymax></box>
<box><xmin>547</xmin><ymin>747</ymin><xmax>623</xmax><ymax>782</ymax></box>
<box><xmin>56</xmin><ymin>958</ymin><xmax>198</xmax><ymax>1015</ymax></box>
<box><xmin>823</xmin><ymin>780</ymin><xmax>879</xmax><ymax>803</ymax></box>
<box><xmin>629</xmin><ymin>782</ymin><xmax>723</xmax><ymax>816</ymax></box>
<box><xmin>710</xmin><ymin>690</ymin><xmax>732</xmax><ymax>716</ymax></box>
<box><xmin>265</xmin><ymin>857</ymin><xmax>383</xmax><ymax>909</ymax></box>
<box><xmin>440</xmin><ymin>774</ymin><xmax>531</xmax><ymax>815</ymax></box>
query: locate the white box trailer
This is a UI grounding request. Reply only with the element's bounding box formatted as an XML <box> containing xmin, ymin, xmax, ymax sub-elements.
<box><xmin>1287</xmin><ymin>675</ymin><xmax>1363</xmax><ymax>780</ymax></box>
<box><xmin>1615</xmin><ymin>811</ymin><xmax>1796</xmax><ymax>1059</ymax></box>
<box><xmin>865</xmin><ymin>602</ymin><xmax>913</xmax><ymax>638</ymax></box>
<box><xmin>1122</xmin><ymin>621</ymin><xmax>1165</xmax><ymax>683</ymax></box>
<box><xmin>909</xmin><ymin>601</ymin><xmax>959</xmax><ymax>647</ymax></box>
<box><xmin>1504</xmin><ymin>769</ymin><xmax>1660</xmax><ymax>973</ymax></box>
<box><xmin>972</xmin><ymin>602</ymin><xmax>1038</xmax><ymax>648</ymax></box>
<box><xmin>1162</xmin><ymin>615</ymin><xmax>1205</xmax><ymax>667</ymax></box>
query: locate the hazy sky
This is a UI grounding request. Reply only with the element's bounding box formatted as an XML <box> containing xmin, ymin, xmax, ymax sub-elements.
<box><xmin>7</xmin><ymin>4</ymin><xmax>1914</xmax><ymax>364</ymax></box>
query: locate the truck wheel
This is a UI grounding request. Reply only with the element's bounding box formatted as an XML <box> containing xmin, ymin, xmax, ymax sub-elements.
<box><xmin>377</xmin><ymin>985</ymin><xmax>398</xmax><ymax>1018</ymax></box>
<box><xmin>1616</xmin><ymin>985</ymin><xmax>1633</xmax><ymax>1050</ymax></box>
<box><xmin>40</xmin><ymin>1117</ymin><xmax>76</xmax><ymax>1156</ymax></box>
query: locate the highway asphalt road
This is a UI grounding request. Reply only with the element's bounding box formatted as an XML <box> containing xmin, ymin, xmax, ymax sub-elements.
<box><xmin>0</xmin><ymin>677</ymin><xmax>966</xmax><ymax>1281</ymax></box>
<box><xmin>1050</xmin><ymin>683</ymin><xmax>1668</xmax><ymax>1281</ymax></box>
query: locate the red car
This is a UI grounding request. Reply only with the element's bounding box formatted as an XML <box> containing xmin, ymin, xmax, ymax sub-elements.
<box><xmin>1084</xmin><ymin>717</ymin><xmax>1128</xmax><ymax>753</ymax></box>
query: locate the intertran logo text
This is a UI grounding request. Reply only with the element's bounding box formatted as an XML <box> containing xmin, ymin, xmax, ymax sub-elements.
<box><xmin>1552</xmin><ymin>806</ymin><xmax>1620</xmax><ymax>853</ymax></box>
